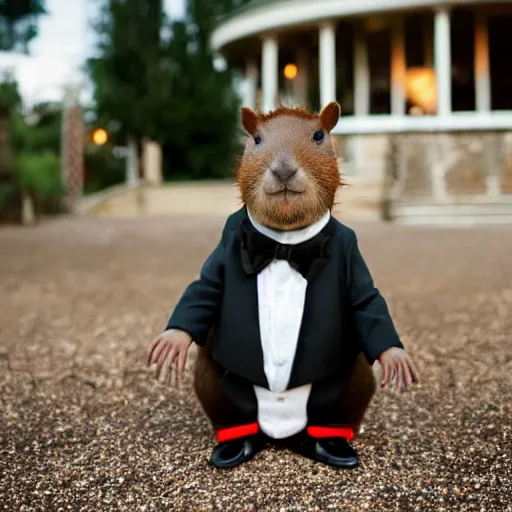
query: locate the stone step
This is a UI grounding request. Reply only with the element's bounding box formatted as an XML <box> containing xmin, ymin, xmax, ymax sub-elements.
<box><xmin>80</xmin><ymin>181</ymin><xmax>385</xmax><ymax>221</ymax></box>
<box><xmin>392</xmin><ymin>200</ymin><xmax>512</xmax><ymax>226</ymax></box>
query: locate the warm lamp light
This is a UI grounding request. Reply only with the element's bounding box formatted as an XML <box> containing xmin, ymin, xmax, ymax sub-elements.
<box><xmin>92</xmin><ymin>128</ymin><xmax>108</xmax><ymax>145</ymax></box>
<box><xmin>284</xmin><ymin>63</ymin><xmax>298</xmax><ymax>80</ymax></box>
<box><xmin>405</xmin><ymin>67</ymin><xmax>437</xmax><ymax>115</ymax></box>
<box><xmin>364</xmin><ymin>17</ymin><xmax>386</xmax><ymax>33</ymax></box>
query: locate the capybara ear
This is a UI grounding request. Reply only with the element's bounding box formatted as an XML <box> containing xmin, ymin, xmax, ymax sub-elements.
<box><xmin>319</xmin><ymin>101</ymin><xmax>341</xmax><ymax>132</ymax></box>
<box><xmin>241</xmin><ymin>107</ymin><xmax>259</xmax><ymax>136</ymax></box>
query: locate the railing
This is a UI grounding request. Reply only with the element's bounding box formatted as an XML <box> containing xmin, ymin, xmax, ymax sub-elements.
<box><xmin>332</xmin><ymin>112</ymin><xmax>512</xmax><ymax>135</ymax></box>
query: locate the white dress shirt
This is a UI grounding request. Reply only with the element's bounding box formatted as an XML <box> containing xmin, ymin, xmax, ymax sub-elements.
<box><xmin>247</xmin><ymin>209</ymin><xmax>331</xmax><ymax>439</ymax></box>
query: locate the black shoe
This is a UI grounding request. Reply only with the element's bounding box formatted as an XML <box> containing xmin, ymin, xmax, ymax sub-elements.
<box><xmin>209</xmin><ymin>436</ymin><xmax>264</xmax><ymax>469</ymax></box>
<box><xmin>296</xmin><ymin>436</ymin><xmax>359</xmax><ymax>469</ymax></box>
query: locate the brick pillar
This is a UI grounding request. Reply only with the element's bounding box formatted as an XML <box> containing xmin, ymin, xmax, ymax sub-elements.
<box><xmin>61</xmin><ymin>86</ymin><xmax>84</xmax><ymax>208</ymax></box>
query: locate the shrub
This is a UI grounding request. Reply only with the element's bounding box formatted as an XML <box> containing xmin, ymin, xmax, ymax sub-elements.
<box><xmin>15</xmin><ymin>151</ymin><xmax>64</xmax><ymax>197</ymax></box>
<box><xmin>84</xmin><ymin>144</ymin><xmax>125</xmax><ymax>194</ymax></box>
<box><xmin>14</xmin><ymin>151</ymin><xmax>66</xmax><ymax>214</ymax></box>
<box><xmin>0</xmin><ymin>181</ymin><xmax>20</xmax><ymax>222</ymax></box>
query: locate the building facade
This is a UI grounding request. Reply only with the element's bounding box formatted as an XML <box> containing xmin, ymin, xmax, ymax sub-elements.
<box><xmin>210</xmin><ymin>0</ymin><xmax>512</xmax><ymax>224</ymax></box>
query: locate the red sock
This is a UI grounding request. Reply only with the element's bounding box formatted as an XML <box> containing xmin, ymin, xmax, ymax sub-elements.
<box><xmin>216</xmin><ymin>422</ymin><xmax>259</xmax><ymax>443</ymax></box>
<box><xmin>307</xmin><ymin>426</ymin><xmax>354</xmax><ymax>441</ymax></box>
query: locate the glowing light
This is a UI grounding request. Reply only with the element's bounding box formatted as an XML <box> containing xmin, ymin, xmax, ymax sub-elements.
<box><xmin>405</xmin><ymin>67</ymin><xmax>437</xmax><ymax>115</ymax></box>
<box><xmin>92</xmin><ymin>128</ymin><xmax>108</xmax><ymax>146</ymax></box>
<box><xmin>284</xmin><ymin>63</ymin><xmax>298</xmax><ymax>80</ymax></box>
<box><xmin>364</xmin><ymin>17</ymin><xmax>386</xmax><ymax>32</ymax></box>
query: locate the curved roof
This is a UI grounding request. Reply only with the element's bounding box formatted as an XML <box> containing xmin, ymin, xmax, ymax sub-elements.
<box><xmin>211</xmin><ymin>0</ymin><xmax>505</xmax><ymax>52</ymax></box>
<box><xmin>220</xmin><ymin>0</ymin><xmax>294</xmax><ymax>20</ymax></box>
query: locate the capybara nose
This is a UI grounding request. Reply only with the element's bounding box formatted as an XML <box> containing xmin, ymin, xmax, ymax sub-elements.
<box><xmin>272</xmin><ymin>166</ymin><xmax>298</xmax><ymax>183</ymax></box>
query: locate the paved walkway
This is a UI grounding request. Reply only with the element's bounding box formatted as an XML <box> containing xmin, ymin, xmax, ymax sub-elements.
<box><xmin>1</xmin><ymin>214</ymin><xmax>511</xmax><ymax>510</ymax></box>
<box><xmin>80</xmin><ymin>180</ymin><xmax>383</xmax><ymax>222</ymax></box>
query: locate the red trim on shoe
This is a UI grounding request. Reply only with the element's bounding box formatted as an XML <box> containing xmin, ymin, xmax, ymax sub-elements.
<box><xmin>307</xmin><ymin>426</ymin><xmax>354</xmax><ymax>441</ymax></box>
<box><xmin>216</xmin><ymin>422</ymin><xmax>259</xmax><ymax>442</ymax></box>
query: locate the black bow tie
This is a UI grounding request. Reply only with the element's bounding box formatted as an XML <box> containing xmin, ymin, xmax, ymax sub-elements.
<box><xmin>240</xmin><ymin>214</ymin><xmax>332</xmax><ymax>279</ymax></box>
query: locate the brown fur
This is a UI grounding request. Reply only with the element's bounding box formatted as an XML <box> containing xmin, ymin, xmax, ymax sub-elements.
<box><xmin>193</xmin><ymin>102</ymin><xmax>376</xmax><ymax>438</ymax></box>
<box><xmin>193</xmin><ymin>329</ymin><xmax>242</xmax><ymax>428</ymax></box>
<box><xmin>194</xmin><ymin>330</ymin><xmax>376</xmax><ymax>435</ymax></box>
<box><xmin>256</xmin><ymin>105</ymin><xmax>319</xmax><ymax>123</ymax></box>
<box><xmin>241</xmin><ymin>107</ymin><xmax>259</xmax><ymax>137</ymax></box>
<box><xmin>236</xmin><ymin>102</ymin><xmax>343</xmax><ymax>231</ymax></box>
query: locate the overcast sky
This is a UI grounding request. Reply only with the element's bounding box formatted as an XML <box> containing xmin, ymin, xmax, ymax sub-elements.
<box><xmin>0</xmin><ymin>0</ymin><xmax>186</xmax><ymax>107</ymax></box>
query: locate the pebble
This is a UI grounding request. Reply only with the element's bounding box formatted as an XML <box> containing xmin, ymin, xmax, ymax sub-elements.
<box><xmin>0</xmin><ymin>216</ymin><xmax>511</xmax><ymax>510</ymax></box>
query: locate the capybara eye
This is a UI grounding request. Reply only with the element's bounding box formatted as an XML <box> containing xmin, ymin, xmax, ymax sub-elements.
<box><xmin>254</xmin><ymin>135</ymin><xmax>262</xmax><ymax>145</ymax></box>
<box><xmin>313</xmin><ymin>130</ymin><xmax>324</xmax><ymax>143</ymax></box>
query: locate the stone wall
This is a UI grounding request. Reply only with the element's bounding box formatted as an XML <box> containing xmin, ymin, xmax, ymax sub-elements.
<box><xmin>390</xmin><ymin>131</ymin><xmax>512</xmax><ymax>202</ymax></box>
<box><xmin>332</xmin><ymin>133</ymin><xmax>389</xmax><ymax>221</ymax></box>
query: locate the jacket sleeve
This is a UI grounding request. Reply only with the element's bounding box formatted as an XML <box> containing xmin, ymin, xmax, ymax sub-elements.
<box><xmin>164</xmin><ymin>217</ymin><xmax>231</xmax><ymax>346</ymax></box>
<box><xmin>346</xmin><ymin>231</ymin><xmax>404</xmax><ymax>364</ymax></box>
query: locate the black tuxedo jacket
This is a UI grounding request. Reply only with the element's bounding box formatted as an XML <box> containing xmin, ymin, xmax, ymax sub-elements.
<box><xmin>166</xmin><ymin>207</ymin><xmax>403</xmax><ymax>421</ymax></box>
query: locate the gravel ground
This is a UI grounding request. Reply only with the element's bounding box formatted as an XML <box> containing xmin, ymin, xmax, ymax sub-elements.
<box><xmin>1</xmin><ymin>214</ymin><xmax>511</xmax><ymax>512</ymax></box>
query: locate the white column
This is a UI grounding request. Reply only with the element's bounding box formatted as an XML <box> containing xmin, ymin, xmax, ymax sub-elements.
<box><xmin>391</xmin><ymin>17</ymin><xmax>406</xmax><ymax>116</ymax></box>
<box><xmin>126</xmin><ymin>136</ymin><xmax>139</xmax><ymax>187</ymax></box>
<box><xmin>319</xmin><ymin>22</ymin><xmax>337</xmax><ymax>106</ymax></box>
<box><xmin>262</xmin><ymin>35</ymin><xmax>278</xmax><ymax>112</ymax></box>
<box><xmin>474</xmin><ymin>12</ymin><xmax>491</xmax><ymax>113</ymax></box>
<box><xmin>244</xmin><ymin>58</ymin><xmax>258</xmax><ymax>110</ymax></box>
<box><xmin>293</xmin><ymin>48</ymin><xmax>309</xmax><ymax>106</ymax></box>
<box><xmin>142</xmin><ymin>139</ymin><xmax>162</xmax><ymax>186</ymax></box>
<box><xmin>354</xmin><ymin>23</ymin><xmax>370</xmax><ymax>116</ymax></box>
<box><xmin>352</xmin><ymin>23</ymin><xmax>370</xmax><ymax>175</ymax></box>
<box><xmin>434</xmin><ymin>7</ymin><xmax>452</xmax><ymax>116</ymax></box>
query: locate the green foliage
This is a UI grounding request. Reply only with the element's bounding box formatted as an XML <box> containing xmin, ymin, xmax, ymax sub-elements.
<box><xmin>0</xmin><ymin>70</ymin><xmax>21</xmax><ymax>114</ymax></box>
<box><xmin>156</xmin><ymin>17</ymin><xmax>243</xmax><ymax>180</ymax></box>
<box><xmin>0</xmin><ymin>1</ymin><xmax>51</xmax><ymax>221</ymax></box>
<box><xmin>0</xmin><ymin>180</ymin><xmax>17</xmax><ymax>212</ymax></box>
<box><xmin>84</xmin><ymin>144</ymin><xmax>125</xmax><ymax>194</ymax></box>
<box><xmin>10</xmin><ymin>107</ymin><xmax>61</xmax><ymax>154</ymax></box>
<box><xmin>0</xmin><ymin>0</ymin><xmax>47</xmax><ymax>53</ymax></box>
<box><xmin>0</xmin><ymin>75</ymin><xmax>65</xmax><ymax>217</ymax></box>
<box><xmin>87</xmin><ymin>0</ymin><xmax>164</xmax><ymax>141</ymax></box>
<box><xmin>14</xmin><ymin>150</ymin><xmax>64</xmax><ymax>198</ymax></box>
<box><xmin>87</xmin><ymin>0</ymin><xmax>252</xmax><ymax>182</ymax></box>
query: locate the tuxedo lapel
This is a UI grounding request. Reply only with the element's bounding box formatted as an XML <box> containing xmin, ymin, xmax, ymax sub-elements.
<box><xmin>220</xmin><ymin>213</ymin><xmax>269</xmax><ymax>389</ymax></box>
<box><xmin>305</xmin><ymin>257</ymin><xmax>329</xmax><ymax>283</ymax></box>
<box><xmin>305</xmin><ymin>216</ymin><xmax>335</xmax><ymax>283</ymax></box>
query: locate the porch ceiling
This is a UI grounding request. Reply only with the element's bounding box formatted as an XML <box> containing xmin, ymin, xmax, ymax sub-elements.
<box><xmin>214</xmin><ymin>27</ymin><xmax>319</xmax><ymax>67</ymax></box>
<box><xmin>211</xmin><ymin>0</ymin><xmax>512</xmax><ymax>53</ymax></box>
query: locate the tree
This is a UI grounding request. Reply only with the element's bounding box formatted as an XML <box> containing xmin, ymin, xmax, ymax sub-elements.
<box><xmin>0</xmin><ymin>70</ymin><xmax>19</xmax><ymax>186</ymax></box>
<box><xmin>155</xmin><ymin>0</ymin><xmax>244</xmax><ymax>179</ymax></box>
<box><xmin>87</xmin><ymin>0</ymin><xmax>253</xmax><ymax>181</ymax></box>
<box><xmin>0</xmin><ymin>70</ymin><xmax>21</xmax><ymax>113</ymax></box>
<box><xmin>87</xmin><ymin>0</ymin><xmax>163</xmax><ymax>143</ymax></box>
<box><xmin>0</xmin><ymin>0</ymin><xmax>47</xmax><ymax>53</ymax></box>
<box><xmin>0</xmin><ymin>76</ymin><xmax>64</xmax><ymax>223</ymax></box>
<box><xmin>158</xmin><ymin>0</ymin><xmax>254</xmax><ymax>179</ymax></box>
<box><xmin>0</xmin><ymin>1</ymin><xmax>47</xmax><ymax>222</ymax></box>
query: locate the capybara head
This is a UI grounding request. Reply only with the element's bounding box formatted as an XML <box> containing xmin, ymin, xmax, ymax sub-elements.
<box><xmin>236</xmin><ymin>102</ymin><xmax>341</xmax><ymax>231</ymax></box>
